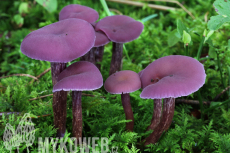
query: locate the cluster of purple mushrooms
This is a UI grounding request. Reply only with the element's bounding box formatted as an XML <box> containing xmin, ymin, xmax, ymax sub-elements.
<box><xmin>20</xmin><ymin>4</ymin><xmax>206</xmax><ymax>146</ymax></box>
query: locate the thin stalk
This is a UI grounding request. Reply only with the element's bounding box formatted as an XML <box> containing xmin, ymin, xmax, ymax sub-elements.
<box><xmin>72</xmin><ymin>91</ymin><xmax>82</xmax><ymax>140</ymax></box>
<box><xmin>51</xmin><ymin>62</ymin><xmax>67</xmax><ymax>137</ymax></box>
<box><xmin>121</xmin><ymin>93</ymin><xmax>134</xmax><ymax>131</ymax></box>
<box><xmin>100</xmin><ymin>0</ymin><xmax>111</xmax><ymax>16</ymax></box>
<box><xmin>216</xmin><ymin>50</ymin><xmax>225</xmax><ymax>89</ymax></box>
<box><xmin>109</xmin><ymin>42</ymin><xmax>123</xmax><ymax>75</ymax></box>
<box><xmin>204</xmin><ymin>99</ymin><xmax>230</xmax><ymax>113</ymax></box>
<box><xmin>185</xmin><ymin>44</ymin><xmax>189</xmax><ymax>56</ymax></box>
<box><xmin>144</xmin><ymin>98</ymin><xmax>175</xmax><ymax>145</ymax></box>
<box><xmin>196</xmin><ymin>36</ymin><xmax>205</xmax><ymax>60</ymax></box>
<box><xmin>146</xmin><ymin>99</ymin><xmax>162</xmax><ymax>131</ymax></box>
<box><xmin>123</xmin><ymin>45</ymin><xmax>131</xmax><ymax>62</ymax></box>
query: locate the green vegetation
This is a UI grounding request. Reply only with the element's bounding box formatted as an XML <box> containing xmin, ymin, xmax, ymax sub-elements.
<box><xmin>1</xmin><ymin>0</ymin><xmax>230</xmax><ymax>152</ymax></box>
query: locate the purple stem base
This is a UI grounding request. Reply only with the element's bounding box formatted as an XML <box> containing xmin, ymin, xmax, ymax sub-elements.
<box><xmin>144</xmin><ymin>98</ymin><xmax>175</xmax><ymax>146</ymax></box>
<box><xmin>109</xmin><ymin>42</ymin><xmax>123</xmax><ymax>75</ymax></box>
<box><xmin>72</xmin><ymin>91</ymin><xmax>82</xmax><ymax>140</ymax></box>
<box><xmin>51</xmin><ymin>62</ymin><xmax>67</xmax><ymax>137</ymax></box>
<box><xmin>146</xmin><ymin>99</ymin><xmax>162</xmax><ymax>131</ymax></box>
<box><xmin>121</xmin><ymin>93</ymin><xmax>134</xmax><ymax>131</ymax></box>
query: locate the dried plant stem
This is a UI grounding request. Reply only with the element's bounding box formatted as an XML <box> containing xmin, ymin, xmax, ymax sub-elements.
<box><xmin>176</xmin><ymin>99</ymin><xmax>211</xmax><ymax>105</ymax></box>
<box><xmin>144</xmin><ymin>98</ymin><xmax>175</xmax><ymax>145</ymax></box>
<box><xmin>36</xmin><ymin>67</ymin><xmax>51</xmax><ymax>79</ymax></box>
<box><xmin>146</xmin><ymin>99</ymin><xmax>162</xmax><ymax>131</ymax></box>
<box><xmin>72</xmin><ymin>91</ymin><xmax>83</xmax><ymax>140</ymax></box>
<box><xmin>213</xmin><ymin>86</ymin><xmax>230</xmax><ymax>101</ymax></box>
<box><xmin>106</xmin><ymin>0</ymin><xmax>176</xmax><ymax>11</ymax></box>
<box><xmin>0</xmin><ymin>74</ymin><xmax>38</xmax><ymax>80</ymax></box>
<box><xmin>121</xmin><ymin>93</ymin><xmax>134</xmax><ymax>131</ymax></box>
<box><xmin>136</xmin><ymin>0</ymin><xmax>195</xmax><ymax>19</ymax></box>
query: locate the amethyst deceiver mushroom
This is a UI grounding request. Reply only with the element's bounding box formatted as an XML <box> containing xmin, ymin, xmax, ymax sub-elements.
<box><xmin>81</xmin><ymin>30</ymin><xmax>110</xmax><ymax>66</ymax></box>
<box><xmin>140</xmin><ymin>55</ymin><xmax>206</xmax><ymax>145</ymax></box>
<box><xmin>20</xmin><ymin>18</ymin><xmax>95</xmax><ymax>137</ymax></box>
<box><xmin>53</xmin><ymin>61</ymin><xmax>103</xmax><ymax>139</ymax></box>
<box><xmin>95</xmin><ymin>15</ymin><xmax>144</xmax><ymax>75</ymax></box>
<box><xmin>59</xmin><ymin>4</ymin><xmax>99</xmax><ymax>24</ymax></box>
<box><xmin>104</xmin><ymin>70</ymin><xmax>141</xmax><ymax>131</ymax></box>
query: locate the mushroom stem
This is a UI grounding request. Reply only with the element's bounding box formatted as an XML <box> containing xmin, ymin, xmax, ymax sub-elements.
<box><xmin>95</xmin><ymin>46</ymin><xmax>104</xmax><ymax>71</ymax></box>
<box><xmin>121</xmin><ymin>93</ymin><xmax>134</xmax><ymax>131</ymax></box>
<box><xmin>72</xmin><ymin>91</ymin><xmax>83</xmax><ymax>140</ymax></box>
<box><xmin>109</xmin><ymin>42</ymin><xmax>123</xmax><ymax>75</ymax></box>
<box><xmin>144</xmin><ymin>98</ymin><xmax>175</xmax><ymax>146</ymax></box>
<box><xmin>51</xmin><ymin>62</ymin><xmax>67</xmax><ymax>137</ymax></box>
<box><xmin>146</xmin><ymin>99</ymin><xmax>162</xmax><ymax>131</ymax></box>
<box><xmin>80</xmin><ymin>47</ymin><xmax>96</xmax><ymax>64</ymax></box>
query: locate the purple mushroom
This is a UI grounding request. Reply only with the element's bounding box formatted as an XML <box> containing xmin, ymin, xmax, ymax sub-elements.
<box><xmin>104</xmin><ymin>70</ymin><xmax>141</xmax><ymax>131</ymax></box>
<box><xmin>81</xmin><ymin>30</ymin><xmax>110</xmax><ymax>67</ymax></box>
<box><xmin>140</xmin><ymin>55</ymin><xmax>206</xmax><ymax>145</ymax></box>
<box><xmin>95</xmin><ymin>15</ymin><xmax>144</xmax><ymax>75</ymax></box>
<box><xmin>53</xmin><ymin>61</ymin><xmax>103</xmax><ymax>139</ymax></box>
<box><xmin>59</xmin><ymin>4</ymin><xmax>99</xmax><ymax>24</ymax></box>
<box><xmin>20</xmin><ymin>18</ymin><xmax>95</xmax><ymax>137</ymax></box>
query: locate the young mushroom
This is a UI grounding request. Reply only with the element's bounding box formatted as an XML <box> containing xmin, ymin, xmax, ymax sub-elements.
<box><xmin>53</xmin><ymin>61</ymin><xmax>103</xmax><ymax>140</ymax></box>
<box><xmin>140</xmin><ymin>55</ymin><xmax>206</xmax><ymax>145</ymax></box>
<box><xmin>20</xmin><ymin>18</ymin><xmax>95</xmax><ymax>137</ymax></box>
<box><xmin>95</xmin><ymin>15</ymin><xmax>144</xmax><ymax>75</ymax></box>
<box><xmin>104</xmin><ymin>70</ymin><xmax>141</xmax><ymax>131</ymax></box>
<box><xmin>59</xmin><ymin>4</ymin><xmax>99</xmax><ymax>24</ymax></box>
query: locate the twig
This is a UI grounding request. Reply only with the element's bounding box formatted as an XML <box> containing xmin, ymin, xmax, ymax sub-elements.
<box><xmin>28</xmin><ymin>93</ymin><xmax>107</xmax><ymax>101</ymax></box>
<box><xmin>36</xmin><ymin>68</ymin><xmax>51</xmax><ymax>79</ymax></box>
<box><xmin>109</xmin><ymin>8</ymin><xmax>123</xmax><ymax>15</ymax></box>
<box><xmin>176</xmin><ymin>99</ymin><xmax>211</xmax><ymax>105</ymax></box>
<box><xmin>0</xmin><ymin>74</ymin><xmax>38</xmax><ymax>80</ymax></box>
<box><xmin>29</xmin><ymin>67</ymin><xmax>51</xmax><ymax>84</ymax></box>
<box><xmin>135</xmin><ymin>0</ymin><xmax>195</xmax><ymax>19</ymax></box>
<box><xmin>28</xmin><ymin>94</ymin><xmax>53</xmax><ymax>101</ymax></box>
<box><xmin>106</xmin><ymin>0</ymin><xmax>176</xmax><ymax>11</ymax></box>
<box><xmin>213</xmin><ymin>86</ymin><xmax>230</xmax><ymax>101</ymax></box>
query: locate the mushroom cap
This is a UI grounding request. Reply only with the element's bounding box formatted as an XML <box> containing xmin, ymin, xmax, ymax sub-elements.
<box><xmin>94</xmin><ymin>31</ymin><xmax>110</xmax><ymax>47</ymax></box>
<box><xmin>20</xmin><ymin>18</ymin><xmax>95</xmax><ymax>63</ymax></box>
<box><xmin>95</xmin><ymin>15</ymin><xmax>144</xmax><ymax>43</ymax></box>
<box><xmin>59</xmin><ymin>4</ymin><xmax>99</xmax><ymax>23</ymax></box>
<box><xmin>104</xmin><ymin>70</ymin><xmax>141</xmax><ymax>94</ymax></box>
<box><xmin>53</xmin><ymin>61</ymin><xmax>103</xmax><ymax>92</ymax></box>
<box><xmin>140</xmin><ymin>55</ymin><xmax>206</xmax><ymax>99</ymax></box>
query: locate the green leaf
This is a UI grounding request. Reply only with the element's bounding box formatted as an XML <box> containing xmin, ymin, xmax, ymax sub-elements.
<box><xmin>177</xmin><ymin>19</ymin><xmax>188</xmax><ymax>37</ymax></box>
<box><xmin>213</xmin><ymin>0</ymin><xmax>230</xmax><ymax>16</ymax></box>
<box><xmin>208</xmin><ymin>0</ymin><xmax>230</xmax><ymax>30</ymax></box>
<box><xmin>182</xmin><ymin>30</ymin><xmax>191</xmax><ymax>44</ymax></box>
<box><xmin>35</xmin><ymin>0</ymin><xmax>57</xmax><ymax>13</ymax></box>
<box><xmin>13</xmin><ymin>14</ymin><xmax>24</xmax><ymax>26</ymax></box>
<box><xmin>208</xmin><ymin>15</ymin><xmax>230</xmax><ymax>30</ymax></box>
<box><xmin>19</xmin><ymin>2</ymin><xmax>29</xmax><ymax>14</ymax></box>
<box><xmin>168</xmin><ymin>29</ymin><xmax>181</xmax><ymax>47</ymax></box>
<box><xmin>141</xmin><ymin>14</ymin><xmax>158</xmax><ymax>23</ymax></box>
